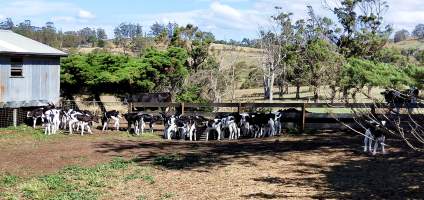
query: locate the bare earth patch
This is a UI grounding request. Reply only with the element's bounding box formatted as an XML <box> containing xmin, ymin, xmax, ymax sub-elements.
<box><xmin>0</xmin><ymin>130</ymin><xmax>423</xmax><ymax>199</ymax></box>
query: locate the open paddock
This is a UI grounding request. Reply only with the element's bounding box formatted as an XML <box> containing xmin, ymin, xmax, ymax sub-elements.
<box><xmin>0</xmin><ymin>127</ymin><xmax>423</xmax><ymax>199</ymax></box>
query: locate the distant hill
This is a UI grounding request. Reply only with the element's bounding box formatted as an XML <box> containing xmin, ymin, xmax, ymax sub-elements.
<box><xmin>387</xmin><ymin>39</ymin><xmax>424</xmax><ymax>50</ymax></box>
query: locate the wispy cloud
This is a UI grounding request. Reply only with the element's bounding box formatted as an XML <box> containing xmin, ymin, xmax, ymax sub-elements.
<box><xmin>78</xmin><ymin>9</ymin><xmax>95</xmax><ymax>19</ymax></box>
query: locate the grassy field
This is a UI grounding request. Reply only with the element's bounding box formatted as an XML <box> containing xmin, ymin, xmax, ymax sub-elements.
<box><xmin>387</xmin><ymin>39</ymin><xmax>424</xmax><ymax>50</ymax></box>
<box><xmin>0</xmin><ymin>126</ymin><xmax>423</xmax><ymax>199</ymax></box>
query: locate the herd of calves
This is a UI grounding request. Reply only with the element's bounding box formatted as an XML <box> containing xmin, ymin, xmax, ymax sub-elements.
<box><xmin>26</xmin><ymin>104</ymin><xmax>388</xmax><ymax>154</ymax></box>
<box><xmin>26</xmin><ymin>104</ymin><xmax>298</xmax><ymax>139</ymax></box>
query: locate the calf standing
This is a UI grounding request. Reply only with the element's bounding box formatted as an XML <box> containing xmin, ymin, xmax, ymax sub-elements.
<box><xmin>364</xmin><ymin>120</ymin><xmax>387</xmax><ymax>155</ymax></box>
<box><xmin>102</xmin><ymin>110</ymin><xmax>122</xmax><ymax>132</ymax></box>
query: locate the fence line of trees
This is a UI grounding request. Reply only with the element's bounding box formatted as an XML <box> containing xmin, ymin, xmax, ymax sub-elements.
<box><xmin>258</xmin><ymin>0</ymin><xmax>424</xmax><ymax>103</ymax></box>
<box><xmin>1</xmin><ymin>0</ymin><xmax>423</xmax><ymax>105</ymax></box>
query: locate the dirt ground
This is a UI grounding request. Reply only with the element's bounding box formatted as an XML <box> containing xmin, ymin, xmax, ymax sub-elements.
<box><xmin>0</xmin><ymin>130</ymin><xmax>423</xmax><ymax>199</ymax></box>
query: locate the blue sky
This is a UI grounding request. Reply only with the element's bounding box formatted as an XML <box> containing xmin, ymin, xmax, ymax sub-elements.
<box><xmin>0</xmin><ymin>0</ymin><xmax>423</xmax><ymax>40</ymax></box>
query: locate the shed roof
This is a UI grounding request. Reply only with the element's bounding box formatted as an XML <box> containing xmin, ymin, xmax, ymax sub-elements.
<box><xmin>0</xmin><ymin>30</ymin><xmax>67</xmax><ymax>56</ymax></box>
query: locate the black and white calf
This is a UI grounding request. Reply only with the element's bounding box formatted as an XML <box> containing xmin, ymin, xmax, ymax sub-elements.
<box><xmin>123</xmin><ymin>112</ymin><xmax>142</xmax><ymax>135</ymax></box>
<box><xmin>43</xmin><ymin>109</ymin><xmax>61</xmax><ymax>135</ymax></box>
<box><xmin>364</xmin><ymin>120</ymin><xmax>387</xmax><ymax>155</ymax></box>
<box><xmin>163</xmin><ymin>114</ymin><xmax>177</xmax><ymax>140</ymax></box>
<box><xmin>68</xmin><ymin>110</ymin><xmax>99</xmax><ymax>135</ymax></box>
<box><xmin>102</xmin><ymin>110</ymin><xmax>122</xmax><ymax>132</ymax></box>
<box><xmin>248</xmin><ymin>113</ymin><xmax>277</xmax><ymax>138</ymax></box>
<box><xmin>27</xmin><ymin>103</ymin><xmax>55</xmax><ymax>128</ymax></box>
<box><xmin>138</xmin><ymin>114</ymin><xmax>162</xmax><ymax>135</ymax></box>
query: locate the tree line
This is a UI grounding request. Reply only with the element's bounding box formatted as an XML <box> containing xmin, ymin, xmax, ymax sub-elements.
<box><xmin>394</xmin><ymin>24</ymin><xmax>424</xmax><ymax>43</ymax></box>
<box><xmin>1</xmin><ymin>1</ymin><xmax>424</xmax><ymax>104</ymax></box>
<box><xmin>259</xmin><ymin>0</ymin><xmax>424</xmax><ymax>103</ymax></box>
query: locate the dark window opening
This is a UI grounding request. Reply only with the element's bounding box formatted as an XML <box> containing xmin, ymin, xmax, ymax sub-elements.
<box><xmin>10</xmin><ymin>57</ymin><xmax>23</xmax><ymax>77</ymax></box>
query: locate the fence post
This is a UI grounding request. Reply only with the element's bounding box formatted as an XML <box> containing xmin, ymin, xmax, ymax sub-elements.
<box><xmin>237</xmin><ymin>103</ymin><xmax>241</xmax><ymax>113</ymax></box>
<box><xmin>12</xmin><ymin>108</ymin><xmax>17</xmax><ymax>127</ymax></box>
<box><xmin>300</xmin><ymin>103</ymin><xmax>306</xmax><ymax>132</ymax></box>
<box><xmin>181</xmin><ymin>103</ymin><xmax>185</xmax><ymax>115</ymax></box>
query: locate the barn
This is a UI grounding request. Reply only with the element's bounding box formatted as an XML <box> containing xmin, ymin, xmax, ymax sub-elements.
<box><xmin>0</xmin><ymin>30</ymin><xmax>67</xmax><ymax>127</ymax></box>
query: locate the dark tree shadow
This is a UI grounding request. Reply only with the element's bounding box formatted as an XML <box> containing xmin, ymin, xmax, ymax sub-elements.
<box><xmin>241</xmin><ymin>192</ymin><xmax>289</xmax><ymax>199</ymax></box>
<box><xmin>95</xmin><ymin>132</ymin><xmax>360</xmax><ymax>170</ymax></box>
<box><xmin>315</xmin><ymin>149</ymin><xmax>424</xmax><ymax>199</ymax></box>
<box><xmin>95</xmin><ymin>131</ymin><xmax>424</xmax><ymax>199</ymax></box>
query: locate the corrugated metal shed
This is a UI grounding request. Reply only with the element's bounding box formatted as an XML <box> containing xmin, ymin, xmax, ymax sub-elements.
<box><xmin>0</xmin><ymin>30</ymin><xmax>67</xmax><ymax>56</ymax></box>
<box><xmin>0</xmin><ymin>31</ymin><xmax>66</xmax><ymax>108</ymax></box>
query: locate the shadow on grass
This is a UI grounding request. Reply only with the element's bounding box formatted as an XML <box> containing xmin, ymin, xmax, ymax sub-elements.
<box><xmin>247</xmin><ymin>140</ymin><xmax>424</xmax><ymax>199</ymax></box>
<box><xmin>95</xmin><ymin>132</ymin><xmax>359</xmax><ymax>171</ymax></box>
<box><xmin>95</xmin><ymin>131</ymin><xmax>424</xmax><ymax>199</ymax></box>
<box><xmin>315</xmin><ymin>150</ymin><xmax>424</xmax><ymax>199</ymax></box>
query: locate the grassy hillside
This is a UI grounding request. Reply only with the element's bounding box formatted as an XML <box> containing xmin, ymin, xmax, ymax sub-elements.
<box><xmin>387</xmin><ymin>39</ymin><xmax>424</xmax><ymax>50</ymax></box>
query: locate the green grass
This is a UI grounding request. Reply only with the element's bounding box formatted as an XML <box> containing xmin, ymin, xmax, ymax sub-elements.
<box><xmin>1</xmin><ymin>174</ymin><xmax>20</xmax><ymax>188</ymax></box>
<box><xmin>0</xmin><ymin>158</ymin><xmax>156</xmax><ymax>200</ymax></box>
<box><xmin>161</xmin><ymin>192</ymin><xmax>174</xmax><ymax>199</ymax></box>
<box><xmin>0</xmin><ymin>125</ymin><xmax>69</xmax><ymax>141</ymax></box>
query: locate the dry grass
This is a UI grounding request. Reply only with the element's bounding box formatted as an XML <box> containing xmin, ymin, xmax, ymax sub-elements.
<box><xmin>386</xmin><ymin>39</ymin><xmax>424</xmax><ymax>50</ymax></box>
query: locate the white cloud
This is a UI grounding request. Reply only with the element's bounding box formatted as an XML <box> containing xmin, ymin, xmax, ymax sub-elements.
<box><xmin>51</xmin><ymin>16</ymin><xmax>76</xmax><ymax>23</ymax></box>
<box><xmin>210</xmin><ymin>1</ymin><xmax>243</xmax><ymax>20</ymax></box>
<box><xmin>0</xmin><ymin>14</ymin><xmax>4</xmax><ymax>20</ymax></box>
<box><xmin>78</xmin><ymin>9</ymin><xmax>95</xmax><ymax>19</ymax></box>
<box><xmin>129</xmin><ymin>1</ymin><xmax>267</xmax><ymax>39</ymax></box>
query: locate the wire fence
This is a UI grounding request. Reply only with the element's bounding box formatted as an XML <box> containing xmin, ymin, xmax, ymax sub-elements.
<box><xmin>0</xmin><ymin>108</ymin><xmax>30</xmax><ymax>128</ymax></box>
<box><xmin>60</xmin><ymin>100</ymin><xmax>128</xmax><ymax>116</ymax></box>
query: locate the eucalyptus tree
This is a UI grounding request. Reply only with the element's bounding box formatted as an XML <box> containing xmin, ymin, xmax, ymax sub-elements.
<box><xmin>259</xmin><ymin>9</ymin><xmax>294</xmax><ymax>102</ymax></box>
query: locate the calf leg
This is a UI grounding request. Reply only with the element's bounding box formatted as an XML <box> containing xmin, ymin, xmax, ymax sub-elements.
<box><xmin>111</xmin><ymin>116</ymin><xmax>120</xmax><ymax>131</ymax></box>
<box><xmin>102</xmin><ymin>119</ymin><xmax>109</xmax><ymax>132</ymax></box>
<box><xmin>80</xmin><ymin>122</ymin><xmax>86</xmax><ymax>136</ymax></box>
<box><xmin>373</xmin><ymin>138</ymin><xmax>380</xmax><ymax>155</ymax></box>
<box><xmin>205</xmin><ymin>128</ymin><xmax>209</xmax><ymax>141</ymax></box>
<box><xmin>141</xmin><ymin>120</ymin><xmax>145</xmax><ymax>135</ymax></box>
<box><xmin>134</xmin><ymin>120</ymin><xmax>140</xmax><ymax>135</ymax></box>
<box><xmin>33</xmin><ymin>118</ymin><xmax>37</xmax><ymax>129</ymax></box>
<box><xmin>217</xmin><ymin>128</ymin><xmax>221</xmax><ymax>141</ymax></box>
<box><xmin>364</xmin><ymin>129</ymin><xmax>371</xmax><ymax>152</ymax></box>
<box><xmin>87</xmin><ymin>124</ymin><xmax>93</xmax><ymax>134</ymax></box>
<box><xmin>150</xmin><ymin>122</ymin><xmax>154</xmax><ymax>133</ymax></box>
<box><xmin>381</xmin><ymin>136</ymin><xmax>386</xmax><ymax>154</ymax></box>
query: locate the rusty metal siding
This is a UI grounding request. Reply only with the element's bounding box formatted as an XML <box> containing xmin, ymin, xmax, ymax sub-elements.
<box><xmin>0</xmin><ymin>55</ymin><xmax>60</xmax><ymax>108</ymax></box>
<box><xmin>0</xmin><ymin>56</ymin><xmax>9</xmax><ymax>104</ymax></box>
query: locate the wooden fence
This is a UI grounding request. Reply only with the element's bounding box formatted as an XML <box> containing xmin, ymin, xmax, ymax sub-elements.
<box><xmin>128</xmin><ymin>102</ymin><xmax>424</xmax><ymax>131</ymax></box>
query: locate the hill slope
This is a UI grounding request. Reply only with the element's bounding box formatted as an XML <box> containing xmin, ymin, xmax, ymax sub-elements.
<box><xmin>387</xmin><ymin>39</ymin><xmax>424</xmax><ymax>50</ymax></box>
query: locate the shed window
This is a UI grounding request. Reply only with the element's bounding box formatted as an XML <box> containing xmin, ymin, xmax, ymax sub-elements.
<box><xmin>10</xmin><ymin>57</ymin><xmax>23</xmax><ymax>77</ymax></box>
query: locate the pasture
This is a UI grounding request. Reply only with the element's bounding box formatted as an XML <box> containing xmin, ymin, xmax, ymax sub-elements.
<box><xmin>0</xmin><ymin>126</ymin><xmax>423</xmax><ymax>199</ymax></box>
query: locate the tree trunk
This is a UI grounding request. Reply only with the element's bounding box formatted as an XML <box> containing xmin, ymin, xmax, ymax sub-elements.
<box><xmin>231</xmin><ymin>65</ymin><xmax>236</xmax><ymax>102</ymax></box>
<box><xmin>279</xmin><ymin>84</ymin><xmax>284</xmax><ymax>98</ymax></box>
<box><xmin>367</xmin><ymin>86</ymin><xmax>372</xmax><ymax>97</ymax></box>
<box><xmin>296</xmin><ymin>83</ymin><xmax>301</xmax><ymax>100</ymax></box>
<box><xmin>285</xmin><ymin>83</ymin><xmax>289</xmax><ymax>94</ymax></box>
<box><xmin>269</xmin><ymin>72</ymin><xmax>275</xmax><ymax>102</ymax></box>
<box><xmin>330</xmin><ymin>84</ymin><xmax>337</xmax><ymax>104</ymax></box>
<box><xmin>263</xmin><ymin>75</ymin><xmax>270</xmax><ymax>99</ymax></box>
<box><xmin>313</xmin><ymin>86</ymin><xmax>319</xmax><ymax>103</ymax></box>
<box><xmin>342</xmin><ymin>88</ymin><xmax>349</xmax><ymax>103</ymax></box>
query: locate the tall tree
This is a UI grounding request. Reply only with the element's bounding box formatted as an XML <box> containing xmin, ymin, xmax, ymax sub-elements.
<box><xmin>394</xmin><ymin>29</ymin><xmax>410</xmax><ymax>43</ymax></box>
<box><xmin>0</xmin><ymin>18</ymin><xmax>14</xmax><ymax>30</ymax></box>
<box><xmin>171</xmin><ymin>24</ymin><xmax>215</xmax><ymax>72</ymax></box>
<box><xmin>412</xmin><ymin>24</ymin><xmax>424</xmax><ymax>39</ymax></box>
<box><xmin>150</xmin><ymin>22</ymin><xmax>165</xmax><ymax>36</ymax></box>
<box><xmin>326</xmin><ymin>0</ymin><xmax>391</xmax><ymax>58</ymax></box>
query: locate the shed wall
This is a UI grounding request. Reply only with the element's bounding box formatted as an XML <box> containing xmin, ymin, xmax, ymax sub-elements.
<box><xmin>0</xmin><ymin>55</ymin><xmax>60</xmax><ymax>107</ymax></box>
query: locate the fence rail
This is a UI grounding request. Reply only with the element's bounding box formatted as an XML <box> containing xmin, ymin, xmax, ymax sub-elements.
<box><xmin>2</xmin><ymin>100</ymin><xmax>423</xmax><ymax>129</ymax></box>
